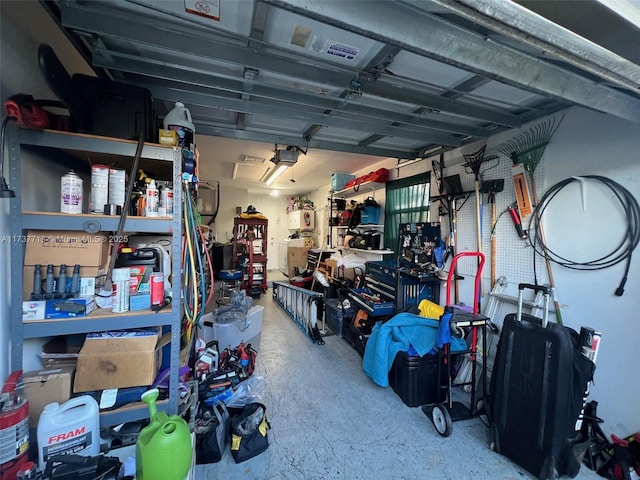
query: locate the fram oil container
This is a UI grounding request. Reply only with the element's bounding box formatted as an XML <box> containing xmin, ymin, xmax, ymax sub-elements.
<box><xmin>37</xmin><ymin>395</ymin><xmax>100</xmax><ymax>471</ymax></box>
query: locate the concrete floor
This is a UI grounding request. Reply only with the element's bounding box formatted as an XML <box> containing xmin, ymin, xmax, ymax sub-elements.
<box><xmin>195</xmin><ymin>277</ymin><xmax>602</xmax><ymax>480</ymax></box>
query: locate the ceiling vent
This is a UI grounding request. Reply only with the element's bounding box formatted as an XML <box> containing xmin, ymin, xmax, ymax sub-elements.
<box><xmin>242</xmin><ymin>155</ymin><xmax>267</xmax><ymax>164</ymax></box>
<box><xmin>232</xmin><ymin>163</ymin><xmax>270</xmax><ymax>181</ymax></box>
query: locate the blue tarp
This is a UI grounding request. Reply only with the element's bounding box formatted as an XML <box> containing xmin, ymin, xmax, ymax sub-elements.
<box><xmin>362</xmin><ymin>312</ymin><xmax>467</xmax><ymax>387</ymax></box>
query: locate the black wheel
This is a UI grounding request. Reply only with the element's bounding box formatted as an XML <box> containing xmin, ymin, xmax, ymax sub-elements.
<box><xmin>432</xmin><ymin>403</ymin><xmax>453</xmax><ymax>437</ymax></box>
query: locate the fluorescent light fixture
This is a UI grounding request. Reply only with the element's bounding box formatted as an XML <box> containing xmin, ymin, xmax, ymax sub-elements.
<box><xmin>261</xmin><ymin>148</ymin><xmax>299</xmax><ymax>185</ymax></box>
<box><xmin>264</xmin><ymin>164</ymin><xmax>288</xmax><ymax>185</ymax></box>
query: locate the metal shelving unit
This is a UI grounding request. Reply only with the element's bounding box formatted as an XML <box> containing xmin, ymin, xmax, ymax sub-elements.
<box><xmin>232</xmin><ymin>217</ymin><xmax>268</xmax><ymax>294</ymax></box>
<box><xmin>7</xmin><ymin>126</ymin><xmax>183</xmax><ymax>427</ymax></box>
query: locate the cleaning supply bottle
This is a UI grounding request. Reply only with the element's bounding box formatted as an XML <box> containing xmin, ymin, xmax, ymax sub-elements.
<box><xmin>164</xmin><ymin>102</ymin><xmax>195</xmax><ymax>153</ymax></box>
<box><xmin>136</xmin><ymin>388</ymin><xmax>192</xmax><ymax>480</ymax></box>
<box><xmin>146</xmin><ymin>179</ymin><xmax>159</xmax><ymax>217</ymax></box>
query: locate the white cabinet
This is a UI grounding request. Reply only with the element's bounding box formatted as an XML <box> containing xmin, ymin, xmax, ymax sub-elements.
<box><xmin>287</xmin><ymin>210</ymin><xmax>315</xmax><ymax>231</ymax></box>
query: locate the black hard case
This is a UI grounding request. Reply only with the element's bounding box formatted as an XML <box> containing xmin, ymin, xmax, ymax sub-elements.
<box><xmin>490</xmin><ymin>315</ymin><xmax>594</xmax><ymax>479</ymax></box>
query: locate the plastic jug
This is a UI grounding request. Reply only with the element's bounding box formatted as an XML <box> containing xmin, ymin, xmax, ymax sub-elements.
<box><xmin>37</xmin><ymin>395</ymin><xmax>100</xmax><ymax>471</ymax></box>
<box><xmin>136</xmin><ymin>388</ymin><xmax>192</xmax><ymax>480</ymax></box>
<box><xmin>163</xmin><ymin>101</ymin><xmax>195</xmax><ymax>152</ymax></box>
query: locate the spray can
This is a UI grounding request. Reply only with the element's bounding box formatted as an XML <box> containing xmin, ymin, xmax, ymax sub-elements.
<box><xmin>112</xmin><ymin>268</ymin><xmax>130</xmax><ymax>313</ymax></box>
<box><xmin>163</xmin><ymin>102</ymin><xmax>195</xmax><ymax>153</ymax></box>
<box><xmin>60</xmin><ymin>170</ymin><xmax>83</xmax><ymax>214</ymax></box>
<box><xmin>146</xmin><ymin>179</ymin><xmax>159</xmax><ymax>217</ymax></box>
<box><xmin>150</xmin><ymin>273</ymin><xmax>164</xmax><ymax>307</ymax></box>
<box><xmin>161</xmin><ymin>184</ymin><xmax>173</xmax><ymax>217</ymax></box>
<box><xmin>89</xmin><ymin>165</ymin><xmax>110</xmax><ymax>214</ymax></box>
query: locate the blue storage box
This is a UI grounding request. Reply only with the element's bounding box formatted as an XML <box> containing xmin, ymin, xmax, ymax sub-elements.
<box><xmin>360</xmin><ymin>205</ymin><xmax>380</xmax><ymax>224</ymax></box>
<box><xmin>331</xmin><ymin>172</ymin><xmax>356</xmax><ymax>191</ymax></box>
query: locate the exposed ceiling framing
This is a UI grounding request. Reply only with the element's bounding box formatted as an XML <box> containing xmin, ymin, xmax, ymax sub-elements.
<box><xmin>42</xmin><ymin>0</ymin><xmax>640</xmax><ymax>164</ymax></box>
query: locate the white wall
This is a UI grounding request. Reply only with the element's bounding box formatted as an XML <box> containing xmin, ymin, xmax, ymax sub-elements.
<box><xmin>539</xmin><ymin>108</ymin><xmax>639</xmax><ymax>436</ymax></box>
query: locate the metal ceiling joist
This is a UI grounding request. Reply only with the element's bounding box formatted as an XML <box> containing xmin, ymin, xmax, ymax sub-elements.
<box><xmin>136</xmin><ymin>81</ymin><xmax>463</xmax><ymax>146</ymax></box>
<box><xmin>427</xmin><ymin>0</ymin><xmax>640</xmax><ymax>94</ymax></box>
<box><xmin>303</xmin><ymin>44</ymin><xmax>403</xmax><ymax>143</ymax></box>
<box><xmin>60</xmin><ymin>2</ymin><xmax>522</xmax><ymax>126</ymax></box>
<box><xmin>264</xmin><ymin>0</ymin><xmax>640</xmax><ymax>123</ymax></box>
<box><xmin>194</xmin><ymin>121</ymin><xmax>419</xmax><ymax>159</ymax></box>
<box><xmin>91</xmin><ymin>49</ymin><xmax>470</xmax><ymax>143</ymax></box>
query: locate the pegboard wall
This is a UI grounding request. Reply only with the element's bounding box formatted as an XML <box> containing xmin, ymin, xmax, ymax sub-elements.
<box><xmin>429</xmin><ymin>148</ymin><xmax>548</xmax><ymax>297</ymax></box>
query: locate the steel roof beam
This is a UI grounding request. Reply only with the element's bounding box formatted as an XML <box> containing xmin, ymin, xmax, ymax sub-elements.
<box><xmin>92</xmin><ymin>50</ymin><xmax>467</xmax><ymax>143</ymax></box>
<box><xmin>194</xmin><ymin>121</ymin><xmax>418</xmax><ymax>159</ymax></box>
<box><xmin>148</xmin><ymin>85</ymin><xmax>463</xmax><ymax>146</ymax></box>
<box><xmin>264</xmin><ymin>0</ymin><xmax>640</xmax><ymax>123</ymax></box>
<box><xmin>60</xmin><ymin>2</ymin><xmax>521</xmax><ymax>126</ymax></box>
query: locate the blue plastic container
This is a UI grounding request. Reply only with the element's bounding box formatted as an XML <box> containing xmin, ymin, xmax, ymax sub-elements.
<box><xmin>331</xmin><ymin>172</ymin><xmax>356</xmax><ymax>191</ymax></box>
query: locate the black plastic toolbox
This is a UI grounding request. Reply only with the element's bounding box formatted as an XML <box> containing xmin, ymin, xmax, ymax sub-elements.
<box><xmin>389</xmin><ymin>350</ymin><xmax>446</xmax><ymax>407</ymax></box>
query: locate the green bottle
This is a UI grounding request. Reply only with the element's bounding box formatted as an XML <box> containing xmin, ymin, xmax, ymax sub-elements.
<box><xmin>136</xmin><ymin>389</ymin><xmax>192</xmax><ymax>479</ymax></box>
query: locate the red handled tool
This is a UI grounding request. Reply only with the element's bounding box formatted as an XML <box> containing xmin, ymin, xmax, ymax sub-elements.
<box><xmin>508</xmin><ymin>204</ymin><xmax>528</xmax><ymax>239</ymax></box>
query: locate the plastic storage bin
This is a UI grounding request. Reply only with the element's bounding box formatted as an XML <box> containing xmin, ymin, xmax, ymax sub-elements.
<box><xmin>389</xmin><ymin>350</ymin><xmax>445</xmax><ymax>407</ymax></box>
<box><xmin>360</xmin><ymin>205</ymin><xmax>380</xmax><ymax>224</ymax></box>
<box><xmin>324</xmin><ymin>298</ymin><xmax>356</xmax><ymax>337</ymax></box>
<box><xmin>199</xmin><ymin>305</ymin><xmax>264</xmax><ymax>351</ymax></box>
<box><xmin>331</xmin><ymin>172</ymin><xmax>356</xmax><ymax>191</ymax></box>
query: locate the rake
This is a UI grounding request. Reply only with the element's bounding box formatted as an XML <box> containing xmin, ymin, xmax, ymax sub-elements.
<box><xmin>463</xmin><ymin>144</ymin><xmax>498</xmax><ymax>298</ymax></box>
<box><xmin>494</xmin><ymin>115</ymin><xmax>565</xmax><ymax>323</ymax></box>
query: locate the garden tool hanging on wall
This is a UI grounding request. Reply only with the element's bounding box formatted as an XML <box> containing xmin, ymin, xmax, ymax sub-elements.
<box><xmin>481</xmin><ymin>179</ymin><xmax>504</xmax><ymax>289</ymax></box>
<box><xmin>494</xmin><ymin>114</ymin><xmax>565</xmax><ymax>323</ymax></box>
<box><xmin>463</xmin><ymin>145</ymin><xmax>499</xmax><ymax>298</ymax></box>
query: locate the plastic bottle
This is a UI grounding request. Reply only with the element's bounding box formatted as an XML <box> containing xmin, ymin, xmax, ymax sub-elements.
<box><xmin>163</xmin><ymin>102</ymin><xmax>195</xmax><ymax>153</ymax></box>
<box><xmin>112</xmin><ymin>267</ymin><xmax>130</xmax><ymax>313</ymax></box>
<box><xmin>146</xmin><ymin>179</ymin><xmax>159</xmax><ymax>217</ymax></box>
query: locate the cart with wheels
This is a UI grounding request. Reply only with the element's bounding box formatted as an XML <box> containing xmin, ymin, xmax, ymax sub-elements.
<box><xmin>422</xmin><ymin>251</ymin><xmax>490</xmax><ymax>437</ymax></box>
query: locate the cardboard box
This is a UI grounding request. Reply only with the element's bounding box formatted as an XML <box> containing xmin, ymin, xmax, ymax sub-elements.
<box><xmin>73</xmin><ymin>330</ymin><xmax>170</xmax><ymax>392</ymax></box>
<box><xmin>44</xmin><ymin>296</ymin><xmax>95</xmax><ymax>320</ymax></box>
<box><xmin>23</xmin><ymin>297</ymin><xmax>95</xmax><ymax>321</ymax></box>
<box><xmin>325</xmin><ymin>258</ymin><xmax>355</xmax><ymax>281</ymax></box>
<box><xmin>24</xmin><ymin>230</ymin><xmax>109</xmax><ymax>266</ymax></box>
<box><xmin>22</xmin><ymin>300</ymin><xmax>46</xmax><ymax>321</ymax></box>
<box><xmin>287</xmin><ymin>247</ymin><xmax>310</xmax><ymax>277</ymax></box>
<box><xmin>22</xmin><ymin>367</ymin><xmax>75</xmax><ymax>428</ymax></box>
<box><xmin>23</xmin><ymin>230</ymin><xmax>109</xmax><ymax>299</ymax></box>
<box><xmin>40</xmin><ymin>336</ymin><xmax>83</xmax><ymax>369</ymax></box>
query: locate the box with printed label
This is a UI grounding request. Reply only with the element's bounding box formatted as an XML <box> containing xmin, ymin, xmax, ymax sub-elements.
<box><xmin>22</xmin><ymin>300</ymin><xmax>46</xmax><ymax>321</ymax></box>
<box><xmin>73</xmin><ymin>329</ymin><xmax>170</xmax><ymax>392</ymax></box>
<box><xmin>43</xmin><ymin>296</ymin><xmax>95</xmax><ymax>320</ymax></box>
<box><xmin>23</xmin><ymin>230</ymin><xmax>109</xmax><ymax>299</ymax></box>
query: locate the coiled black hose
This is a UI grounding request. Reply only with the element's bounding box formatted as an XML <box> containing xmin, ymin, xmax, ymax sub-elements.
<box><xmin>528</xmin><ymin>175</ymin><xmax>640</xmax><ymax>296</ymax></box>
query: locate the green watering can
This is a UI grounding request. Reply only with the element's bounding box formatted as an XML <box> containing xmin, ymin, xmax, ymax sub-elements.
<box><xmin>136</xmin><ymin>388</ymin><xmax>192</xmax><ymax>480</ymax></box>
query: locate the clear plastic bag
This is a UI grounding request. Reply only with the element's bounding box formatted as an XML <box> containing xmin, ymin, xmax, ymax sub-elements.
<box><xmin>225</xmin><ymin>376</ymin><xmax>265</xmax><ymax>408</ymax></box>
<box><xmin>217</xmin><ymin>311</ymin><xmax>247</xmax><ymax>332</ymax></box>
